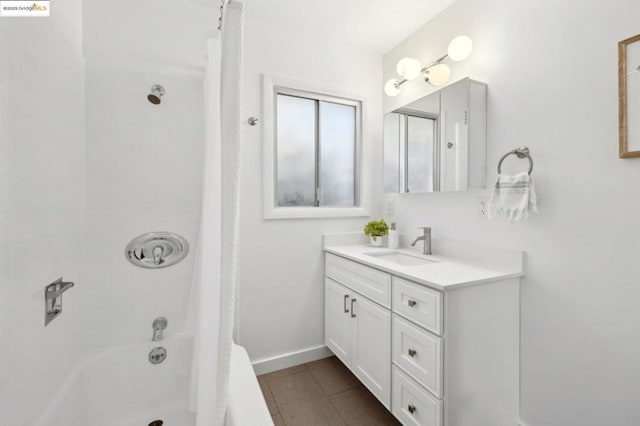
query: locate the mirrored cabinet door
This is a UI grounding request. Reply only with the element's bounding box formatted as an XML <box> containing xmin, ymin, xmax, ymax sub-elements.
<box><xmin>384</xmin><ymin>78</ymin><xmax>487</xmax><ymax>193</ymax></box>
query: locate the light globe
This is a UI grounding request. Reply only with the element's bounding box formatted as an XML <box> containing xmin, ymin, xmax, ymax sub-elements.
<box><xmin>428</xmin><ymin>63</ymin><xmax>451</xmax><ymax>86</ymax></box>
<box><xmin>448</xmin><ymin>35</ymin><xmax>473</xmax><ymax>62</ymax></box>
<box><xmin>396</xmin><ymin>57</ymin><xmax>422</xmax><ymax>80</ymax></box>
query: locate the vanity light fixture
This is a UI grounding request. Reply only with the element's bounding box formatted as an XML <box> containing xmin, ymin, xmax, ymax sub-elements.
<box><xmin>384</xmin><ymin>35</ymin><xmax>473</xmax><ymax>97</ymax></box>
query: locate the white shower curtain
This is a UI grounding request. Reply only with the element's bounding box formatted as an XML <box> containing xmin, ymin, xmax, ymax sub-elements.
<box><xmin>188</xmin><ymin>2</ymin><xmax>243</xmax><ymax>425</ymax></box>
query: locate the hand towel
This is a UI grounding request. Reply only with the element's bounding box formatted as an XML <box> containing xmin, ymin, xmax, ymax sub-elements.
<box><xmin>488</xmin><ymin>172</ymin><xmax>537</xmax><ymax>222</ymax></box>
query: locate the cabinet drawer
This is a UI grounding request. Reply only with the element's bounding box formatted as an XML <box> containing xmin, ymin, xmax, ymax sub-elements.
<box><xmin>392</xmin><ymin>315</ymin><xmax>442</xmax><ymax>398</ymax></box>
<box><xmin>392</xmin><ymin>365</ymin><xmax>442</xmax><ymax>426</ymax></box>
<box><xmin>392</xmin><ymin>277</ymin><xmax>442</xmax><ymax>335</ymax></box>
<box><xmin>325</xmin><ymin>253</ymin><xmax>391</xmax><ymax>307</ymax></box>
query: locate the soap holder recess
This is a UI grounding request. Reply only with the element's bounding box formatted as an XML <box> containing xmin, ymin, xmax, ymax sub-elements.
<box><xmin>45</xmin><ymin>278</ymin><xmax>75</xmax><ymax>326</ymax></box>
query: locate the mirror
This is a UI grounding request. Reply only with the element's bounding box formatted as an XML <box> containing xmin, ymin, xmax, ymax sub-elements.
<box><xmin>619</xmin><ymin>34</ymin><xmax>640</xmax><ymax>158</ymax></box>
<box><xmin>384</xmin><ymin>78</ymin><xmax>487</xmax><ymax>193</ymax></box>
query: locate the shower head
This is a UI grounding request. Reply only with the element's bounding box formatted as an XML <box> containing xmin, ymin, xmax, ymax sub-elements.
<box><xmin>147</xmin><ymin>84</ymin><xmax>165</xmax><ymax>105</ymax></box>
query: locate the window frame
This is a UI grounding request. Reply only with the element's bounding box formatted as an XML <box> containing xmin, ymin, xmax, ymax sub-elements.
<box><xmin>263</xmin><ymin>74</ymin><xmax>369</xmax><ymax>219</ymax></box>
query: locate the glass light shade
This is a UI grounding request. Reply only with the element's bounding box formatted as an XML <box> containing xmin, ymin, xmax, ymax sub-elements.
<box><xmin>396</xmin><ymin>57</ymin><xmax>422</xmax><ymax>80</ymax></box>
<box><xmin>384</xmin><ymin>79</ymin><xmax>402</xmax><ymax>97</ymax></box>
<box><xmin>427</xmin><ymin>63</ymin><xmax>451</xmax><ymax>86</ymax></box>
<box><xmin>448</xmin><ymin>35</ymin><xmax>473</xmax><ymax>62</ymax></box>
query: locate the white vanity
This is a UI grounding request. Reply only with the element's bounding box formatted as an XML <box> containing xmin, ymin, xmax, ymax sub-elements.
<box><xmin>323</xmin><ymin>234</ymin><xmax>523</xmax><ymax>426</ymax></box>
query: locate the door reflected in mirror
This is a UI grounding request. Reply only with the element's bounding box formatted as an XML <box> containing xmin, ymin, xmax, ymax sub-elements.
<box><xmin>383</xmin><ymin>78</ymin><xmax>487</xmax><ymax>193</ymax></box>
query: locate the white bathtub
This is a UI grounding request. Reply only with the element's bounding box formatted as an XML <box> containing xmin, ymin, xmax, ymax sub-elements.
<box><xmin>226</xmin><ymin>344</ymin><xmax>272</xmax><ymax>426</ymax></box>
<box><xmin>34</xmin><ymin>334</ymin><xmax>270</xmax><ymax>426</ymax></box>
<box><xmin>35</xmin><ymin>333</ymin><xmax>195</xmax><ymax>426</ymax></box>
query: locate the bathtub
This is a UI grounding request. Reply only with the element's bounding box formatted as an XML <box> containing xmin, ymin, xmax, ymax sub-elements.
<box><xmin>34</xmin><ymin>334</ymin><xmax>270</xmax><ymax>426</ymax></box>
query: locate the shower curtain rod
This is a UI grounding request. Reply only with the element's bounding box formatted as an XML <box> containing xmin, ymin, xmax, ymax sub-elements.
<box><xmin>217</xmin><ymin>0</ymin><xmax>233</xmax><ymax>31</ymax></box>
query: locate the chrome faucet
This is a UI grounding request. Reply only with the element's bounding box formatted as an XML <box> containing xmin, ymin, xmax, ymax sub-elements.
<box><xmin>411</xmin><ymin>227</ymin><xmax>432</xmax><ymax>255</ymax></box>
<box><xmin>152</xmin><ymin>317</ymin><xmax>168</xmax><ymax>341</ymax></box>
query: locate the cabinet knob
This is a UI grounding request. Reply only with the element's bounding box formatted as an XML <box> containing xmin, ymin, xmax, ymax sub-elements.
<box><xmin>408</xmin><ymin>300</ymin><xmax>417</xmax><ymax>307</ymax></box>
<box><xmin>408</xmin><ymin>348</ymin><xmax>417</xmax><ymax>357</ymax></box>
<box><xmin>408</xmin><ymin>404</ymin><xmax>416</xmax><ymax>414</ymax></box>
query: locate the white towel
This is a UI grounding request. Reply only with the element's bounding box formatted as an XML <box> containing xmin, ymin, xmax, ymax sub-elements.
<box><xmin>488</xmin><ymin>172</ymin><xmax>538</xmax><ymax>222</ymax></box>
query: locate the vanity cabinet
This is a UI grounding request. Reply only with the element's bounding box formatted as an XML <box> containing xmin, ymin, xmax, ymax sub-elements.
<box><xmin>325</xmin><ymin>271</ymin><xmax>391</xmax><ymax>407</ymax></box>
<box><xmin>324</xmin><ymin>252</ymin><xmax>520</xmax><ymax>426</ymax></box>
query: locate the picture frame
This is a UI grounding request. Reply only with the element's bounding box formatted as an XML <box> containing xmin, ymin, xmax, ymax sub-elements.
<box><xmin>618</xmin><ymin>33</ymin><xmax>640</xmax><ymax>158</ymax></box>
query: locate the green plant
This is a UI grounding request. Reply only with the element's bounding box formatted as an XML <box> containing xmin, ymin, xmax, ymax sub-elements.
<box><xmin>363</xmin><ymin>219</ymin><xmax>389</xmax><ymax>241</ymax></box>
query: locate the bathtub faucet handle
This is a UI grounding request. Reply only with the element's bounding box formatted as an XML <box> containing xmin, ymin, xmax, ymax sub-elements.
<box><xmin>152</xmin><ymin>245</ymin><xmax>164</xmax><ymax>266</ymax></box>
<box><xmin>152</xmin><ymin>317</ymin><xmax>168</xmax><ymax>341</ymax></box>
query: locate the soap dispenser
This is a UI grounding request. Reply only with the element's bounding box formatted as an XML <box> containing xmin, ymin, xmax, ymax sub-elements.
<box><xmin>388</xmin><ymin>222</ymin><xmax>399</xmax><ymax>249</ymax></box>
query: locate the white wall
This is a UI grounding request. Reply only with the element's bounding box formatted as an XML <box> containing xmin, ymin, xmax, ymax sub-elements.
<box><xmin>237</xmin><ymin>18</ymin><xmax>383</xmax><ymax>364</ymax></box>
<box><xmin>80</xmin><ymin>0</ymin><xmax>207</xmax><ymax>352</ymax></box>
<box><xmin>83</xmin><ymin>62</ymin><xmax>204</xmax><ymax>349</ymax></box>
<box><xmin>383</xmin><ymin>1</ymin><xmax>640</xmax><ymax>424</ymax></box>
<box><xmin>0</xmin><ymin>1</ymin><xmax>86</xmax><ymax>424</ymax></box>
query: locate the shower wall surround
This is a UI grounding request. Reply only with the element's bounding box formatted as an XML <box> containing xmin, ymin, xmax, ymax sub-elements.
<box><xmin>383</xmin><ymin>0</ymin><xmax>640</xmax><ymax>425</ymax></box>
<box><xmin>84</xmin><ymin>63</ymin><xmax>204</xmax><ymax>349</ymax></box>
<box><xmin>0</xmin><ymin>1</ymin><xmax>86</xmax><ymax>424</ymax></box>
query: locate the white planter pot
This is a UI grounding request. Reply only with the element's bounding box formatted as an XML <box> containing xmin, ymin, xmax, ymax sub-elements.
<box><xmin>369</xmin><ymin>236</ymin><xmax>383</xmax><ymax>247</ymax></box>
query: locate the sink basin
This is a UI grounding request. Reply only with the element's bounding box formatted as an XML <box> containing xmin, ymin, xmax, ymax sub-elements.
<box><xmin>363</xmin><ymin>251</ymin><xmax>435</xmax><ymax>267</ymax></box>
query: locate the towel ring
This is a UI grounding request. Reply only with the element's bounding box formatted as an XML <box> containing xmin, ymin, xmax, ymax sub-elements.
<box><xmin>497</xmin><ymin>146</ymin><xmax>533</xmax><ymax>175</ymax></box>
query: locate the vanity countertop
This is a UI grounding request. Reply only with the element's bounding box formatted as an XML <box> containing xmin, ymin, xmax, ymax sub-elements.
<box><xmin>323</xmin><ymin>234</ymin><xmax>524</xmax><ymax>291</ymax></box>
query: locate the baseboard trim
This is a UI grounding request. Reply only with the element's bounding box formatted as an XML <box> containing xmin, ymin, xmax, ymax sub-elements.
<box><xmin>252</xmin><ymin>345</ymin><xmax>333</xmax><ymax>375</ymax></box>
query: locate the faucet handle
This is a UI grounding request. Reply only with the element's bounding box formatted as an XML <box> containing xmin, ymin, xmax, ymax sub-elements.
<box><xmin>418</xmin><ymin>226</ymin><xmax>431</xmax><ymax>233</ymax></box>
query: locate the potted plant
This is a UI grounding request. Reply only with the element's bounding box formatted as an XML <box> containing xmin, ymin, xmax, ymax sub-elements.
<box><xmin>364</xmin><ymin>219</ymin><xmax>389</xmax><ymax>247</ymax></box>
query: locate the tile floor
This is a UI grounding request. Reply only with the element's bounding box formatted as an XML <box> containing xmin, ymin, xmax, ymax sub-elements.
<box><xmin>257</xmin><ymin>356</ymin><xmax>400</xmax><ymax>426</ymax></box>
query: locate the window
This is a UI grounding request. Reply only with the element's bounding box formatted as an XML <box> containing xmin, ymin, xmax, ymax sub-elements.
<box><xmin>263</xmin><ymin>75</ymin><xmax>368</xmax><ymax>219</ymax></box>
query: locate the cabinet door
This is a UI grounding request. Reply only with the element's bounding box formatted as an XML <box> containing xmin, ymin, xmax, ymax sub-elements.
<box><xmin>325</xmin><ymin>278</ymin><xmax>352</xmax><ymax>366</ymax></box>
<box><xmin>440</xmin><ymin>78</ymin><xmax>469</xmax><ymax>191</ymax></box>
<box><xmin>351</xmin><ymin>295</ymin><xmax>391</xmax><ymax>408</ymax></box>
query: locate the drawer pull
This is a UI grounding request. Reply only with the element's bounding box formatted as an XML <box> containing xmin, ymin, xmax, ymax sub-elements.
<box><xmin>408</xmin><ymin>300</ymin><xmax>417</xmax><ymax>307</ymax></box>
<box><xmin>350</xmin><ymin>298</ymin><xmax>356</xmax><ymax>318</ymax></box>
<box><xmin>408</xmin><ymin>348</ymin><xmax>417</xmax><ymax>357</ymax></box>
<box><xmin>408</xmin><ymin>404</ymin><xmax>416</xmax><ymax>414</ymax></box>
<box><xmin>343</xmin><ymin>294</ymin><xmax>349</xmax><ymax>313</ymax></box>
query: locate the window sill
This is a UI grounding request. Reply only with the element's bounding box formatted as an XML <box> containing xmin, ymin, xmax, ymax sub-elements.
<box><xmin>264</xmin><ymin>206</ymin><xmax>369</xmax><ymax>220</ymax></box>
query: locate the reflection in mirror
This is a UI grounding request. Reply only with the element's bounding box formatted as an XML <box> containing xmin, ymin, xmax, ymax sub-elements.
<box><xmin>407</xmin><ymin>115</ymin><xmax>436</xmax><ymax>193</ymax></box>
<box><xmin>384</xmin><ymin>78</ymin><xmax>487</xmax><ymax>193</ymax></box>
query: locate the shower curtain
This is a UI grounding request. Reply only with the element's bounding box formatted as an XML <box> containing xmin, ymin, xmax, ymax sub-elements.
<box><xmin>188</xmin><ymin>2</ymin><xmax>243</xmax><ymax>425</ymax></box>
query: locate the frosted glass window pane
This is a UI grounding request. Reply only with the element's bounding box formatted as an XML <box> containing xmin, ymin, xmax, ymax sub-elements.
<box><xmin>384</xmin><ymin>113</ymin><xmax>401</xmax><ymax>193</ymax></box>
<box><xmin>407</xmin><ymin>116</ymin><xmax>435</xmax><ymax>193</ymax></box>
<box><xmin>320</xmin><ymin>101</ymin><xmax>356</xmax><ymax>206</ymax></box>
<box><xmin>276</xmin><ymin>94</ymin><xmax>316</xmax><ymax>206</ymax></box>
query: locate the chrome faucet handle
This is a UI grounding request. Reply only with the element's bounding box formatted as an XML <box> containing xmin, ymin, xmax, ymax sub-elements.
<box><xmin>152</xmin><ymin>246</ymin><xmax>164</xmax><ymax>266</ymax></box>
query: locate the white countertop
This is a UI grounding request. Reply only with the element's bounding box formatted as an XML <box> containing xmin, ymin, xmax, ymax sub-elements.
<box><xmin>323</xmin><ymin>234</ymin><xmax>524</xmax><ymax>291</ymax></box>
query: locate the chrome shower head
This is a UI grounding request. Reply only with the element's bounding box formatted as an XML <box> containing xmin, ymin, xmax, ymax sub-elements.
<box><xmin>147</xmin><ymin>84</ymin><xmax>165</xmax><ymax>105</ymax></box>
